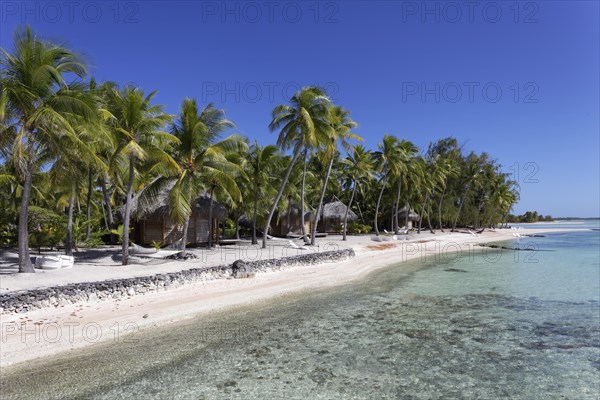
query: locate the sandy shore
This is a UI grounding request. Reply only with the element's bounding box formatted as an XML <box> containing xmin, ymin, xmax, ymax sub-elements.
<box><xmin>0</xmin><ymin>228</ymin><xmax>583</xmax><ymax>368</ymax></box>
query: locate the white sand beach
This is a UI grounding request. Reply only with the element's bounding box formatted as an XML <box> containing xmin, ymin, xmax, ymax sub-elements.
<box><xmin>0</xmin><ymin>228</ymin><xmax>583</xmax><ymax>368</ymax></box>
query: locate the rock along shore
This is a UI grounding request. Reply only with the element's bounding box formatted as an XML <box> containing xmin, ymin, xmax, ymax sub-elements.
<box><xmin>0</xmin><ymin>249</ymin><xmax>355</xmax><ymax>314</ymax></box>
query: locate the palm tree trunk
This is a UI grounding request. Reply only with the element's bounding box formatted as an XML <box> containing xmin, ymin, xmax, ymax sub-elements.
<box><xmin>208</xmin><ymin>187</ymin><xmax>215</xmax><ymax>248</ymax></box>
<box><xmin>502</xmin><ymin>212</ymin><xmax>509</xmax><ymax>229</ymax></box>
<box><xmin>438</xmin><ymin>185</ymin><xmax>446</xmax><ymax>232</ymax></box>
<box><xmin>356</xmin><ymin>202</ymin><xmax>364</xmax><ymax>222</ymax></box>
<box><xmin>475</xmin><ymin>199</ymin><xmax>485</xmax><ymax>228</ymax></box>
<box><xmin>122</xmin><ymin>159</ymin><xmax>135</xmax><ymax>265</ymax></box>
<box><xmin>18</xmin><ymin>161</ymin><xmax>35</xmax><ymax>273</ymax></box>
<box><xmin>452</xmin><ymin>185</ymin><xmax>471</xmax><ymax>232</ymax></box>
<box><xmin>301</xmin><ymin>151</ymin><xmax>309</xmax><ymax>244</ymax></box>
<box><xmin>85</xmin><ymin>168</ymin><xmax>93</xmax><ymax>241</ymax></box>
<box><xmin>252</xmin><ymin>183</ymin><xmax>259</xmax><ymax>245</ymax></box>
<box><xmin>262</xmin><ymin>145</ymin><xmax>301</xmax><ymax>249</ymax></box>
<box><xmin>394</xmin><ymin>179</ymin><xmax>402</xmax><ymax>233</ymax></box>
<box><xmin>65</xmin><ymin>182</ymin><xmax>76</xmax><ymax>256</ymax></box>
<box><xmin>342</xmin><ymin>182</ymin><xmax>357</xmax><ymax>241</ymax></box>
<box><xmin>100</xmin><ymin>176</ymin><xmax>116</xmax><ymax>244</ymax></box>
<box><xmin>418</xmin><ymin>195</ymin><xmax>428</xmax><ymax>234</ymax></box>
<box><xmin>180</xmin><ymin>217</ymin><xmax>190</xmax><ymax>255</ymax></box>
<box><xmin>101</xmin><ymin>200</ymin><xmax>109</xmax><ymax>230</ymax></box>
<box><xmin>404</xmin><ymin>199</ymin><xmax>409</xmax><ymax>230</ymax></box>
<box><xmin>287</xmin><ymin>197</ymin><xmax>292</xmax><ymax>234</ymax></box>
<box><xmin>311</xmin><ymin>155</ymin><xmax>334</xmax><ymax>245</ymax></box>
<box><xmin>374</xmin><ymin>180</ymin><xmax>386</xmax><ymax>236</ymax></box>
<box><xmin>427</xmin><ymin>203</ymin><xmax>435</xmax><ymax>233</ymax></box>
<box><xmin>235</xmin><ymin>214</ymin><xmax>241</xmax><ymax>240</ymax></box>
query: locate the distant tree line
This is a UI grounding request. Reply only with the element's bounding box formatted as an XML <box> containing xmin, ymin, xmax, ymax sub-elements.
<box><xmin>507</xmin><ymin>211</ymin><xmax>554</xmax><ymax>223</ymax></box>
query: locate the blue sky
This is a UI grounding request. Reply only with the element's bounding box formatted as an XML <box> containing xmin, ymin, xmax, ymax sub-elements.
<box><xmin>1</xmin><ymin>1</ymin><xmax>598</xmax><ymax>217</ymax></box>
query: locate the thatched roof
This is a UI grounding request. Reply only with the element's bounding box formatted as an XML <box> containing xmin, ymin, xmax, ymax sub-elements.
<box><xmin>398</xmin><ymin>206</ymin><xmax>419</xmax><ymax>220</ymax></box>
<box><xmin>276</xmin><ymin>203</ymin><xmax>314</xmax><ymax>221</ymax></box>
<box><xmin>128</xmin><ymin>187</ymin><xmax>227</xmax><ymax>220</ymax></box>
<box><xmin>322</xmin><ymin>201</ymin><xmax>357</xmax><ymax>221</ymax></box>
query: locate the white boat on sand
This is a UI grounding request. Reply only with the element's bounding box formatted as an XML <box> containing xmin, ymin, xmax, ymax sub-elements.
<box><xmin>35</xmin><ymin>255</ymin><xmax>74</xmax><ymax>270</ymax></box>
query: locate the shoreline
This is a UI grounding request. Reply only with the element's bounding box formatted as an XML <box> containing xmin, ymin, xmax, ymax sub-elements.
<box><xmin>0</xmin><ymin>228</ymin><xmax>585</xmax><ymax>369</ymax></box>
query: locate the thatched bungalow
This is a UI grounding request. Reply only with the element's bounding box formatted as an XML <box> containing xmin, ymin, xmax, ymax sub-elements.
<box><xmin>129</xmin><ymin>192</ymin><xmax>226</xmax><ymax>246</ymax></box>
<box><xmin>318</xmin><ymin>200</ymin><xmax>357</xmax><ymax>233</ymax></box>
<box><xmin>398</xmin><ymin>207</ymin><xmax>419</xmax><ymax>229</ymax></box>
<box><xmin>273</xmin><ymin>204</ymin><xmax>314</xmax><ymax>237</ymax></box>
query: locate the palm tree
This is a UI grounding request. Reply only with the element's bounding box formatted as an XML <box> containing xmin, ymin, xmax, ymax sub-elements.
<box><xmin>341</xmin><ymin>145</ymin><xmax>373</xmax><ymax>240</ymax></box>
<box><xmin>372</xmin><ymin>135</ymin><xmax>401</xmax><ymax>236</ymax></box>
<box><xmin>67</xmin><ymin>81</ymin><xmax>112</xmax><ymax>249</ymax></box>
<box><xmin>416</xmin><ymin>156</ymin><xmax>434</xmax><ymax>234</ymax></box>
<box><xmin>425</xmin><ymin>138</ymin><xmax>462</xmax><ymax>231</ymax></box>
<box><xmin>451</xmin><ymin>163</ymin><xmax>482</xmax><ymax>232</ymax></box>
<box><xmin>246</xmin><ymin>142</ymin><xmax>281</xmax><ymax>244</ymax></box>
<box><xmin>104</xmin><ymin>86</ymin><xmax>176</xmax><ymax>265</ymax></box>
<box><xmin>171</xmin><ymin>100</ymin><xmax>240</xmax><ymax>251</ymax></box>
<box><xmin>310</xmin><ymin>106</ymin><xmax>360</xmax><ymax>245</ymax></box>
<box><xmin>416</xmin><ymin>152</ymin><xmax>450</xmax><ymax>234</ymax></box>
<box><xmin>400</xmin><ymin>154</ymin><xmax>424</xmax><ymax>230</ymax></box>
<box><xmin>391</xmin><ymin>140</ymin><xmax>419</xmax><ymax>233</ymax></box>
<box><xmin>0</xmin><ymin>27</ymin><xmax>99</xmax><ymax>272</ymax></box>
<box><xmin>262</xmin><ymin>86</ymin><xmax>331</xmax><ymax>248</ymax></box>
<box><xmin>138</xmin><ymin>99</ymin><xmax>243</xmax><ymax>252</ymax></box>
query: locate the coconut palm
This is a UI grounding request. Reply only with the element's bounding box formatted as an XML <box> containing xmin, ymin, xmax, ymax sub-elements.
<box><xmin>0</xmin><ymin>27</ymin><xmax>101</xmax><ymax>272</ymax></box>
<box><xmin>423</xmin><ymin>137</ymin><xmax>461</xmax><ymax>231</ymax></box>
<box><xmin>391</xmin><ymin>140</ymin><xmax>419</xmax><ymax>233</ymax></box>
<box><xmin>138</xmin><ymin>99</ymin><xmax>243</xmax><ymax>252</ymax></box>
<box><xmin>416</xmin><ymin>152</ymin><xmax>450</xmax><ymax>233</ymax></box>
<box><xmin>451</xmin><ymin>162</ymin><xmax>483</xmax><ymax>232</ymax></box>
<box><xmin>310</xmin><ymin>106</ymin><xmax>360</xmax><ymax>245</ymax></box>
<box><xmin>341</xmin><ymin>145</ymin><xmax>374</xmax><ymax>240</ymax></box>
<box><xmin>262</xmin><ymin>86</ymin><xmax>331</xmax><ymax>248</ymax></box>
<box><xmin>372</xmin><ymin>135</ymin><xmax>402</xmax><ymax>236</ymax></box>
<box><xmin>104</xmin><ymin>86</ymin><xmax>176</xmax><ymax>265</ymax></box>
<box><xmin>246</xmin><ymin>142</ymin><xmax>282</xmax><ymax>244</ymax></box>
<box><xmin>173</xmin><ymin>100</ymin><xmax>242</xmax><ymax>250</ymax></box>
<box><xmin>400</xmin><ymin>154</ymin><xmax>425</xmax><ymax>230</ymax></box>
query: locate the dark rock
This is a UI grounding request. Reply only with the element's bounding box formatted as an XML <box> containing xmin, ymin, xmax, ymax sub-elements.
<box><xmin>166</xmin><ymin>252</ymin><xmax>198</xmax><ymax>260</ymax></box>
<box><xmin>232</xmin><ymin>259</ymin><xmax>255</xmax><ymax>279</ymax></box>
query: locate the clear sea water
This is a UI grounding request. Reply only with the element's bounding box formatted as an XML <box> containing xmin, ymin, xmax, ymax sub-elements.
<box><xmin>2</xmin><ymin>221</ymin><xmax>599</xmax><ymax>399</ymax></box>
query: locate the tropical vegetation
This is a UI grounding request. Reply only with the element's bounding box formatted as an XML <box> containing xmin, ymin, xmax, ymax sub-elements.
<box><xmin>0</xmin><ymin>27</ymin><xmax>521</xmax><ymax>272</ymax></box>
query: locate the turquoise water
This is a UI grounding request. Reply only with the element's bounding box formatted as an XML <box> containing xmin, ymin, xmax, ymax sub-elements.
<box><xmin>1</xmin><ymin>223</ymin><xmax>599</xmax><ymax>399</ymax></box>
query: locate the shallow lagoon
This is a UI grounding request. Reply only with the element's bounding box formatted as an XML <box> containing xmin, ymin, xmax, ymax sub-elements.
<box><xmin>2</xmin><ymin>226</ymin><xmax>599</xmax><ymax>399</ymax></box>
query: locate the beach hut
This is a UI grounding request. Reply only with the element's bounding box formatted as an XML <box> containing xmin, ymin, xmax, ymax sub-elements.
<box><xmin>318</xmin><ymin>200</ymin><xmax>357</xmax><ymax>233</ymax></box>
<box><xmin>397</xmin><ymin>207</ymin><xmax>419</xmax><ymax>229</ymax></box>
<box><xmin>273</xmin><ymin>204</ymin><xmax>314</xmax><ymax>237</ymax></box>
<box><xmin>129</xmin><ymin>191</ymin><xmax>227</xmax><ymax>246</ymax></box>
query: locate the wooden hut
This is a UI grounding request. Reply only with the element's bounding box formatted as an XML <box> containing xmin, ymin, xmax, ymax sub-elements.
<box><xmin>273</xmin><ymin>204</ymin><xmax>314</xmax><ymax>237</ymax></box>
<box><xmin>318</xmin><ymin>200</ymin><xmax>357</xmax><ymax>233</ymax></box>
<box><xmin>129</xmin><ymin>192</ymin><xmax>227</xmax><ymax>246</ymax></box>
<box><xmin>397</xmin><ymin>207</ymin><xmax>419</xmax><ymax>229</ymax></box>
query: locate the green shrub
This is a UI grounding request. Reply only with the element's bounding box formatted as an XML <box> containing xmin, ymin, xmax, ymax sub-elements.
<box><xmin>81</xmin><ymin>237</ymin><xmax>104</xmax><ymax>248</ymax></box>
<box><xmin>151</xmin><ymin>240</ymin><xmax>162</xmax><ymax>252</ymax></box>
<box><xmin>347</xmin><ymin>222</ymin><xmax>371</xmax><ymax>235</ymax></box>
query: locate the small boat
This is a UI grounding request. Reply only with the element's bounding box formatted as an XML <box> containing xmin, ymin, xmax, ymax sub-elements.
<box><xmin>35</xmin><ymin>255</ymin><xmax>74</xmax><ymax>270</ymax></box>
